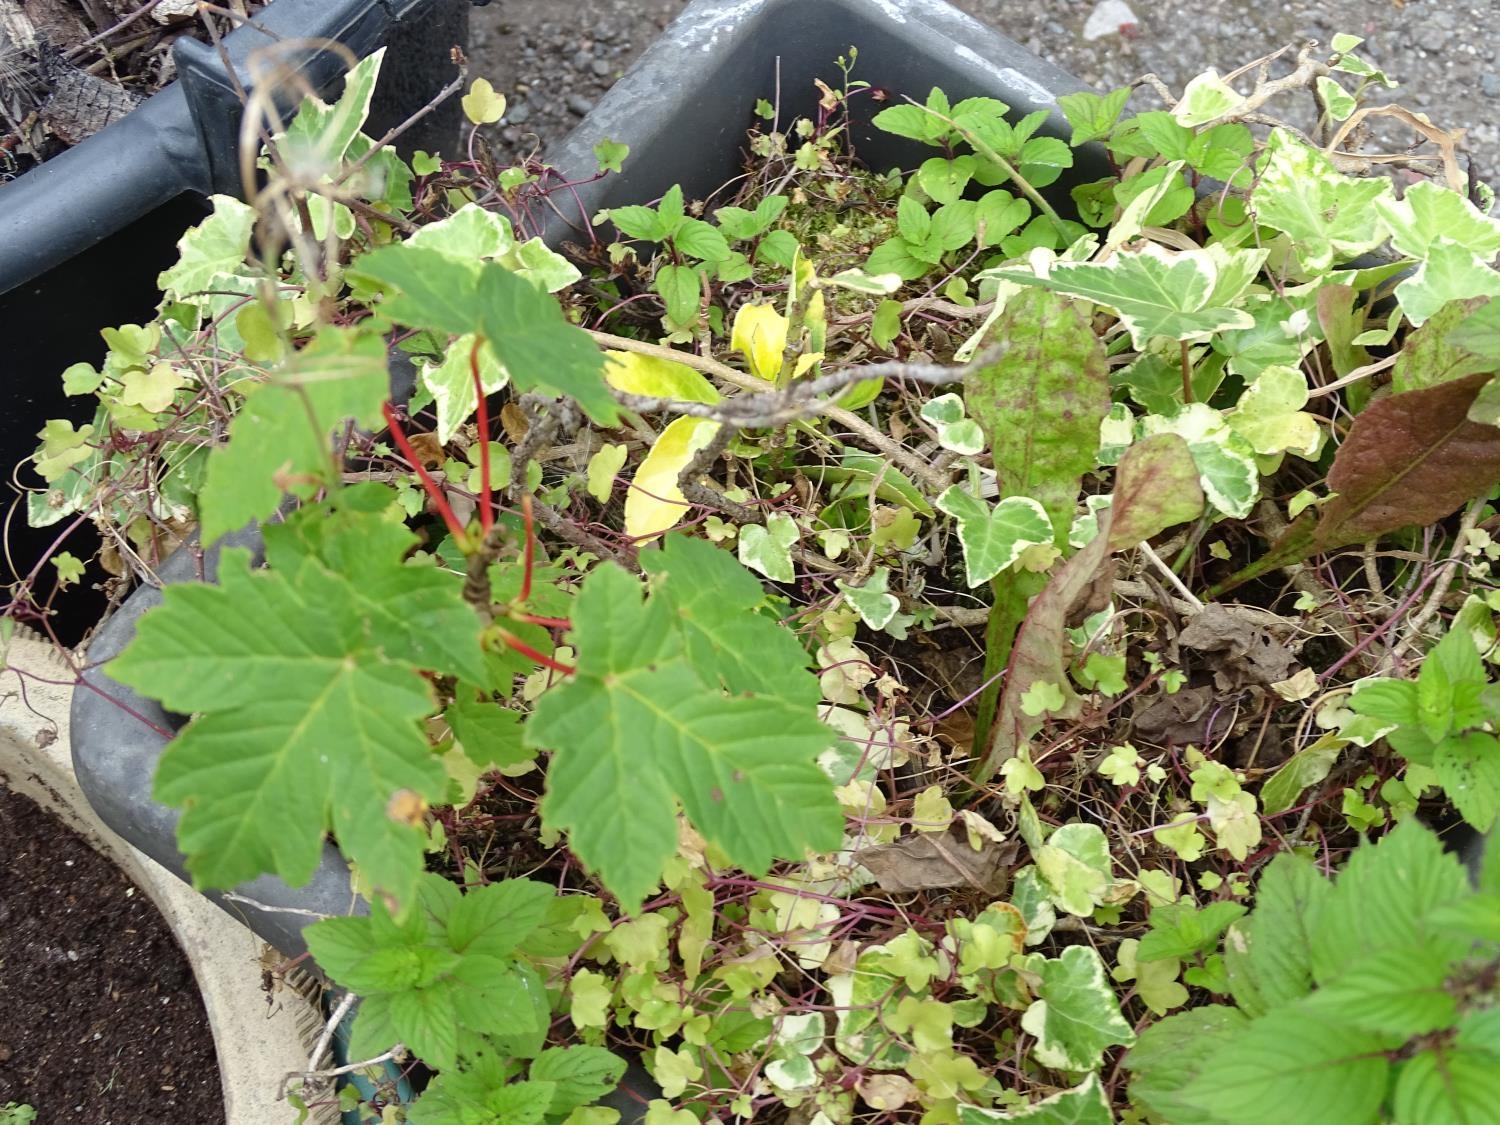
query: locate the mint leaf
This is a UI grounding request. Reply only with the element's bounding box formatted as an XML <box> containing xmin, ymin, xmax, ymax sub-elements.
<box><xmin>1138</xmin><ymin>900</ymin><xmax>1247</xmax><ymax>963</ymax></box>
<box><xmin>1392</xmin><ymin>1045</ymin><xmax>1500</xmax><ymax>1125</ymax></box>
<box><xmin>1179</xmin><ymin>1007</ymin><xmax>1391</xmax><ymax>1124</ymax></box>
<box><xmin>1057</xmin><ymin>87</ymin><xmax>1131</xmax><ymax>146</ymax></box>
<box><xmin>529</xmin><ymin>1046</ymin><xmax>626</xmax><ymax>1116</ymax></box>
<box><xmin>1223</xmin><ymin>852</ymin><xmax>1328</xmax><ymax>1017</ymax></box>
<box><xmin>526</xmin><ymin>562</ymin><xmax>839</xmax><ymax>911</ymax></box>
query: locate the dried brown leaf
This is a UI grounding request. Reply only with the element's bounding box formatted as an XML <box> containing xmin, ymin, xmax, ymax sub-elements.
<box><xmin>855</xmin><ymin>826</ymin><xmax>1018</xmax><ymax>895</ymax></box>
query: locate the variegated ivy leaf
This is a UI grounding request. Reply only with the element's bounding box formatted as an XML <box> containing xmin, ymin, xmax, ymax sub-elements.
<box><xmin>1375</xmin><ymin>181</ymin><xmax>1500</xmax><ymax>262</ymax></box>
<box><xmin>920</xmin><ymin>393</ymin><xmax>985</xmax><ymax>454</ymax></box>
<box><xmin>1392</xmin><ymin>239</ymin><xmax>1500</xmax><ymax>327</ymax></box>
<box><xmin>1097</xmin><ymin>402</ymin><xmax>1136</xmax><ymax>466</ymax></box>
<box><xmin>277</xmin><ymin>48</ymin><xmax>385</xmax><ymax>179</ymax></box>
<box><xmin>1142</xmin><ymin>404</ymin><xmax>1260</xmax><ymax>518</ymax></box>
<box><xmin>408</xmin><ymin>202</ymin><xmax>580</xmax><ymax>293</ymax></box>
<box><xmin>1020</xmin><ymin>945</ymin><xmax>1137</xmax><ymax>1072</ymax></box>
<box><xmin>826</xmin><ymin>268</ymin><xmax>904</xmax><ymax>295</ymax></box>
<box><xmin>1227</xmin><ymin>364</ymin><xmax>1325</xmax><ymax>461</ymax></box>
<box><xmin>936</xmin><ymin>488</ymin><xmax>1054</xmax><ymax>587</ymax></box>
<box><xmin>958</xmin><ymin>1074</ymin><xmax>1113</xmax><ymax>1123</ymax></box>
<box><xmin>764</xmin><ymin>1013</ymin><xmax>826</xmax><ymax>1092</ymax></box>
<box><xmin>738</xmin><ymin>512</ymin><xmax>799</xmax><ymax>583</ymax></box>
<box><xmin>1250</xmin><ymin>129</ymin><xmax>1392</xmax><ymax>274</ymax></box>
<box><xmin>836</xmin><ymin>568</ymin><xmax>901</xmax><ymax>630</ymax></box>
<box><xmin>1315</xmin><ymin>76</ymin><xmax>1357</xmax><ymax>122</ymax></box>
<box><xmin>1172</xmin><ymin>70</ymin><xmax>1246</xmax><ymax>127</ymax></box>
<box><xmin>993</xmin><ymin>242</ymin><xmax>1265</xmax><ymax>349</ymax></box>
<box><xmin>420</xmin><ymin>333</ymin><xmax>510</xmax><ymax>443</ymax></box>
<box><xmin>1036</xmin><ymin>822</ymin><xmax>1113</xmax><ymax>917</ymax></box>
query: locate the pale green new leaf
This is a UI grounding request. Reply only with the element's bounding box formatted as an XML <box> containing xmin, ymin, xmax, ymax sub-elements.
<box><xmin>156</xmin><ymin>194</ymin><xmax>257</xmax><ymax>316</ymax></box>
<box><xmin>526</xmin><ymin>562</ymin><xmax>839</xmax><ymax>912</ymax></box>
<box><xmin>738</xmin><ymin>512</ymin><xmax>799</xmax><ymax>583</ymax></box>
<box><xmin>1020</xmin><ymin>945</ymin><xmax>1135</xmax><ymax>1071</ymax></box>
<box><xmin>1376</xmin><ymin>180</ymin><xmax>1500</xmax><ymax>261</ymax></box>
<box><xmin>1035</xmin><ymin>823</ymin><xmax>1112</xmax><ymax>917</ymax></box>
<box><xmin>936</xmin><ymin>488</ymin><xmax>1053</xmax><ymax>587</ymax></box>
<box><xmin>1173</xmin><ymin>70</ymin><xmax>1245</xmax><ymax>126</ymax></box>
<box><xmin>1228</xmin><ymin>364</ymin><xmax>1325</xmax><ymax>459</ymax></box>
<box><xmin>420</xmin><ymin>332</ymin><xmax>510</xmax><ymax>443</ymax></box>
<box><xmin>1250</xmin><ymin>129</ymin><xmax>1392</xmax><ymax>273</ymax></box>
<box><xmin>993</xmin><ymin>243</ymin><xmax>1264</xmax><ymax>348</ymax></box>
<box><xmin>1178</xmin><ymin>1007</ymin><xmax>1391</xmax><ymax>1125</ymax></box>
<box><xmin>836</xmin><ymin>568</ymin><xmax>901</xmax><ymax>630</ymax></box>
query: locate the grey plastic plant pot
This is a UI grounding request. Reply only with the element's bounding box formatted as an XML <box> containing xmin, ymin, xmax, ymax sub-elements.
<box><xmin>2</xmin><ymin>0</ymin><xmax>468</xmax><ymax>645</ymax></box>
<box><xmin>69</xmin><ymin>0</ymin><xmax>1093</xmax><ymax>961</ymax></box>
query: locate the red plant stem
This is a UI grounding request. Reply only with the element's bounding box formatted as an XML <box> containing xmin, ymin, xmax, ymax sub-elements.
<box><xmin>519</xmin><ymin>492</ymin><xmax>536</xmax><ymax>604</ymax></box>
<box><xmin>382</xmin><ymin>401</ymin><xmax>467</xmax><ymax>545</ymax></box>
<box><xmin>508</xmin><ymin>612</ymin><xmax>572</xmax><ymax>629</ymax></box>
<box><xmin>499</xmin><ymin>630</ymin><xmax>574</xmax><ymax>676</ymax></box>
<box><xmin>470</xmin><ymin>338</ymin><xmax>494</xmax><ymax>535</ymax></box>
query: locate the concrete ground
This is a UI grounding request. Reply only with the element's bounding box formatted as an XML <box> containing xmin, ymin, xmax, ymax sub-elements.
<box><xmin>468</xmin><ymin>0</ymin><xmax>1500</xmax><ymax>180</ymax></box>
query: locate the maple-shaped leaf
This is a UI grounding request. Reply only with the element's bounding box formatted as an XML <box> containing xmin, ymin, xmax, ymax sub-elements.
<box><xmin>639</xmin><ymin>534</ymin><xmax>820</xmax><ymax>708</ymax></box>
<box><xmin>353</xmin><ymin>245</ymin><xmax>617</xmax><ymax>424</ymax></box>
<box><xmin>526</xmin><ymin>561</ymin><xmax>840</xmax><ymax>912</ymax></box>
<box><xmin>199</xmin><ymin>326</ymin><xmax>389</xmax><ymax>545</ymax></box>
<box><xmin>109</xmin><ymin>507</ymin><xmax>483</xmax><ymax>905</ymax></box>
<box><xmin>992</xmin><ymin>243</ymin><xmax>1266</xmax><ymax>348</ymax></box>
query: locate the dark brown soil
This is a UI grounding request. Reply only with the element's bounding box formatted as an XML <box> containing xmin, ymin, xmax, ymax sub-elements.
<box><xmin>0</xmin><ymin>783</ymin><xmax>223</xmax><ymax>1123</ymax></box>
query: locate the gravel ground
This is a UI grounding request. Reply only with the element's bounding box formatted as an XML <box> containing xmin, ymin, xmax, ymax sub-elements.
<box><xmin>468</xmin><ymin>0</ymin><xmax>1500</xmax><ymax>180</ymax></box>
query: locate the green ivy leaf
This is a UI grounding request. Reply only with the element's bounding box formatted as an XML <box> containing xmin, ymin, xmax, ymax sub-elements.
<box><xmin>279</xmin><ymin>48</ymin><xmax>385</xmax><ymax>175</ymax></box>
<box><xmin>526</xmin><ymin>561</ymin><xmax>839</xmax><ymax>911</ymax></box>
<box><xmin>594</xmin><ymin>138</ymin><xmax>629</xmax><ymax>174</ymax></box>
<box><xmin>935</xmin><ymin>488</ymin><xmax>1053</xmax><ymax>587</ymax></box>
<box><xmin>1020</xmin><ymin>945</ymin><xmax>1136</xmax><ymax>1071</ymax></box>
<box><xmin>1376</xmin><ymin>180</ymin><xmax>1500</xmax><ymax>261</ymax></box>
<box><xmin>1228</xmin><ymin>364</ymin><xmax>1324</xmax><ymax>459</ymax></box>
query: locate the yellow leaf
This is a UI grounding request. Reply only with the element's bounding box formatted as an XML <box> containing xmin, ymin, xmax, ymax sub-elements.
<box><xmin>120</xmin><ymin>362</ymin><xmax>186</xmax><ymax>414</ymax></box>
<box><xmin>603</xmin><ymin>350</ymin><xmax>720</xmax><ymax>403</ymax></box>
<box><xmin>730</xmin><ymin>302</ymin><xmax>788</xmax><ymax>381</ymax></box>
<box><xmin>625</xmin><ymin>416</ymin><xmax>719</xmax><ymax>542</ymax></box>
<box><xmin>912</xmin><ymin>785</ymin><xmax>953</xmax><ymax>831</ymax></box>
<box><xmin>461</xmin><ymin>78</ymin><xmax>507</xmax><ymax>125</ymax></box>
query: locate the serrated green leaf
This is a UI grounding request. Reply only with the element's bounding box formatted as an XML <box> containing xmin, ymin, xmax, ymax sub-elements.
<box><xmin>1124</xmin><ymin>1005</ymin><xmax>1248</xmax><ymax>1122</ymax></box>
<box><xmin>445</xmin><ymin>695</ymin><xmax>531</xmax><ymax>770</ymax></box>
<box><xmin>526</xmin><ymin>562</ymin><xmax>839</xmax><ymax>911</ymax></box>
<box><xmin>110</xmin><ymin>542</ymin><xmax>463</xmax><ymax>904</ymax></box>
<box><xmin>1391</xmin><ymin>297</ymin><xmax>1495</xmax><ymax>393</ymax></box>
<box><xmin>1222</xmin><ymin>852</ymin><xmax>1327</xmax><ymax>1017</ymax></box>
<box><xmin>1139</xmin><ymin>900</ymin><xmax>1247</xmax><ymax>962</ymax></box>
<box><xmin>530</xmin><ymin>1046</ymin><xmax>627</xmax><ymax>1116</ymax></box>
<box><xmin>199</xmin><ymin>327</ymin><xmax>388</xmax><ymax>545</ymax></box>
<box><xmin>936</xmin><ymin>488</ymin><xmax>1053</xmax><ymax>587</ymax></box>
<box><xmin>1020</xmin><ymin>945</ymin><xmax>1135</xmax><ymax>1072</ymax></box>
<box><xmin>1251</xmin><ymin>129</ymin><xmax>1392</xmax><ymax>273</ymax></box>
<box><xmin>640</xmin><ymin>534</ymin><xmax>820</xmax><ymax>708</ymax></box>
<box><xmin>1058</xmin><ymin>87</ymin><xmax>1132</xmax><ymax>146</ymax></box>
<box><xmin>1309</xmin><ymin>820</ymin><xmax>1470</xmax><ymax>986</ymax></box>
<box><xmin>1392</xmin><ymin>1045</ymin><xmax>1500</xmax><ymax>1125</ymax></box>
<box><xmin>993</xmin><ymin>243</ymin><xmax>1264</xmax><ymax>348</ymax></box>
<box><xmin>1307</xmin><ymin>943</ymin><xmax>1458</xmax><ymax>1036</ymax></box>
<box><xmin>1435</xmin><ymin>731</ymin><xmax>1500</xmax><ymax>832</ymax></box>
<box><xmin>654</xmin><ymin>263</ymin><xmax>702</xmax><ymax>327</ymax></box>
<box><xmin>1178</xmin><ymin>1007</ymin><xmax>1392</xmax><ymax>1124</ymax></box>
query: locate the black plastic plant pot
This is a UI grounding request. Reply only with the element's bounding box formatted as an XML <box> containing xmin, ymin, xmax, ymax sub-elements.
<box><xmin>2</xmin><ymin>0</ymin><xmax>468</xmax><ymax>642</ymax></box>
<box><xmin>70</xmin><ymin>0</ymin><xmax>1096</xmax><ymax>960</ymax></box>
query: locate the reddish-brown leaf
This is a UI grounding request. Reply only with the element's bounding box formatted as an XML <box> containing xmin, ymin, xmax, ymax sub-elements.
<box><xmin>1314</xmin><ymin>372</ymin><xmax>1500</xmax><ymax>552</ymax></box>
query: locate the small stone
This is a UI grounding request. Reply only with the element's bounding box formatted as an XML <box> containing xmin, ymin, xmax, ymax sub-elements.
<box><xmin>508</xmin><ymin>101</ymin><xmax>531</xmax><ymax>124</ymax></box>
<box><xmin>1482</xmin><ymin>73</ymin><xmax>1500</xmax><ymax>98</ymax></box>
<box><xmin>566</xmin><ymin>94</ymin><xmax>594</xmax><ymax>117</ymax></box>
<box><xmin>571</xmin><ymin>48</ymin><xmax>593</xmax><ymax>69</ymax></box>
<box><xmin>1417</xmin><ymin>27</ymin><xmax>1449</xmax><ymax>52</ymax></box>
<box><xmin>591</xmin><ymin>59</ymin><xmax>611</xmax><ymax>78</ymax></box>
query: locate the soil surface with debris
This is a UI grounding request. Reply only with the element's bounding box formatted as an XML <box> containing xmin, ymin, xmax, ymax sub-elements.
<box><xmin>469</xmin><ymin>0</ymin><xmax>1500</xmax><ymax>179</ymax></box>
<box><xmin>0</xmin><ymin>783</ymin><xmax>223</xmax><ymax>1123</ymax></box>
